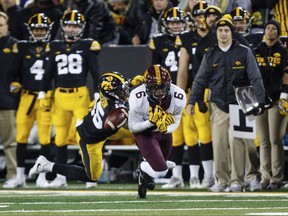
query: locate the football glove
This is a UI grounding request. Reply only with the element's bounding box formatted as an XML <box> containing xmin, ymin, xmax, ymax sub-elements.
<box><xmin>38</xmin><ymin>91</ymin><xmax>51</xmax><ymax>111</ymax></box>
<box><xmin>111</xmin><ymin>13</ymin><xmax>125</xmax><ymax>25</ymax></box>
<box><xmin>162</xmin><ymin>113</ymin><xmax>174</xmax><ymax>125</ymax></box>
<box><xmin>278</xmin><ymin>99</ymin><xmax>288</xmax><ymax>116</ymax></box>
<box><xmin>149</xmin><ymin>105</ymin><xmax>164</xmax><ymax>124</ymax></box>
<box><xmin>10</xmin><ymin>82</ymin><xmax>21</xmax><ymax>93</ymax></box>
<box><xmin>130</xmin><ymin>75</ymin><xmax>144</xmax><ymax>87</ymax></box>
<box><xmin>156</xmin><ymin>118</ymin><xmax>167</xmax><ymax>133</ymax></box>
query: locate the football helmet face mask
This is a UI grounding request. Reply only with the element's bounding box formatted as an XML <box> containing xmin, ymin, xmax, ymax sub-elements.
<box><xmin>144</xmin><ymin>65</ymin><xmax>171</xmax><ymax>106</ymax></box>
<box><xmin>161</xmin><ymin>7</ymin><xmax>188</xmax><ymax>36</ymax></box>
<box><xmin>99</xmin><ymin>72</ymin><xmax>129</xmax><ymax>102</ymax></box>
<box><xmin>61</xmin><ymin>10</ymin><xmax>86</xmax><ymax>41</ymax></box>
<box><xmin>26</xmin><ymin>13</ymin><xmax>53</xmax><ymax>42</ymax></box>
<box><xmin>230</xmin><ymin>7</ymin><xmax>251</xmax><ymax>35</ymax></box>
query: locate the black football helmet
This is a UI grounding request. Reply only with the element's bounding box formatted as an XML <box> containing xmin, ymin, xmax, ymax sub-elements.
<box><xmin>60</xmin><ymin>10</ymin><xmax>86</xmax><ymax>41</ymax></box>
<box><xmin>192</xmin><ymin>1</ymin><xmax>210</xmax><ymax>17</ymax></box>
<box><xmin>191</xmin><ymin>1</ymin><xmax>209</xmax><ymax>30</ymax></box>
<box><xmin>230</xmin><ymin>7</ymin><xmax>251</xmax><ymax>35</ymax></box>
<box><xmin>26</xmin><ymin>13</ymin><xmax>53</xmax><ymax>42</ymax></box>
<box><xmin>144</xmin><ymin>65</ymin><xmax>171</xmax><ymax>105</ymax></box>
<box><xmin>161</xmin><ymin>7</ymin><xmax>188</xmax><ymax>36</ymax></box>
<box><xmin>99</xmin><ymin>72</ymin><xmax>129</xmax><ymax>102</ymax></box>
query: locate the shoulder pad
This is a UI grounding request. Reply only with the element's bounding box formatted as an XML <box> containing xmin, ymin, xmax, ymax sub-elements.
<box><xmin>90</xmin><ymin>40</ymin><xmax>101</xmax><ymax>51</ymax></box>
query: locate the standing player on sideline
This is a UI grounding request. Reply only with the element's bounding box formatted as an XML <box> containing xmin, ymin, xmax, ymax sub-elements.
<box><xmin>173</xmin><ymin>1</ymin><xmax>214</xmax><ymax>189</ymax></box>
<box><xmin>8</xmin><ymin>13</ymin><xmax>53</xmax><ymax>188</ymax></box>
<box><xmin>29</xmin><ymin>72</ymin><xmax>134</xmax><ymax>184</ymax></box>
<box><xmin>128</xmin><ymin>65</ymin><xmax>186</xmax><ymax>199</ymax></box>
<box><xmin>38</xmin><ymin>10</ymin><xmax>101</xmax><ymax>188</ymax></box>
<box><xmin>148</xmin><ymin>7</ymin><xmax>191</xmax><ymax>189</ymax></box>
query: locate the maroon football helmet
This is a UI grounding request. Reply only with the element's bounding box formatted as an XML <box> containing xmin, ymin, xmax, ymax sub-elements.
<box><xmin>143</xmin><ymin>65</ymin><xmax>171</xmax><ymax>106</ymax></box>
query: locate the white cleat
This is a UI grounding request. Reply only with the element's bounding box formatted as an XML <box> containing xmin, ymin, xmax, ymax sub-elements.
<box><xmin>86</xmin><ymin>182</ymin><xmax>98</xmax><ymax>189</ymax></box>
<box><xmin>36</xmin><ymin>173</ymin><xmax>50</xmax><ymax>188</ymax></box>
<box><xmin>3</xmin><ymin>177</ymin><xmax>26</xmax><ymax>188</ymax></box>
<box><xmin>48</xmin><ymin>175</ymin><xmax>68</xmax><ymax>188</ymax></box>
<box><xmin>189</xmin><ymin>177</ymin><xmax>200</xmax><ymax>189</ymax></box>
<box><xmin>29</xmin><ymin>155</ymin><xmax>51</xmax><ymax>178</ymax></box>
<box><xmin>166</xmin><ymin>161</ymin><xmax>176</xmax><ymax>170</ymax></box>
<box><xmin>161</xmin><ymin>176</ymin><xmax>184</xmax><ymax>189</ymax></box>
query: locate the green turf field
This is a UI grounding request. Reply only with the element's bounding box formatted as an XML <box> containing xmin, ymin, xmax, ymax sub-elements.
<box><xmin>1</xmin><ymin>182</ymin><xmax>288</xmax><ymax>216</ymax></box>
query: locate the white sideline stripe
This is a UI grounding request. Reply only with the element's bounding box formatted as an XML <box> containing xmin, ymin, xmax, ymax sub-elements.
<box><xmin>0</xmin><ymin>207</ymin><xmax>288</xmax><ymax>213</ymax></box>
<box><xmin>0</xmin><ymin>199</ymin><xmax>288</xmax><ymax>205</ymax></box>
<box><xmin>246</xmin><ymin>214</ymin><xmax>288</xmax><ymax>215</ymax></box>
<box><xmin>1</xmin><ymin>190</ymin><xmax>288</xmax><ymax>197</ymax></box>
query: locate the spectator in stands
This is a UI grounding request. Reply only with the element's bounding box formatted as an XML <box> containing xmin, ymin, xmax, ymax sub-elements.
<box><xmin>0</xmin><ymin>0</ymin><xmax>22</xmax><ymax>36</ymax></box>
<box><xmin>68</xmin><ymin>0</ymin><xmax>118</xmax><ymax>46</ymax></box>
<box><xmin>0</xmin><ymin>12</ymin><xmax>19</xmax><ymax>188</ymax></box>
<box><xmin>108</xmin><ymin>0</ymin><xmax>131</xmax><ymax>45</ymax></box>
<box><xmin>254</xmin><ymin>20</ymin><xmax>288</xmax><ymax>190</ymax></box>
<box><xmin>131</xmin><ymin>0</ymin><xmax>172</xmax><ymax>45</ymax></box>
<box><xmin>12</xmin><ymin>0</ymin><xmax>63</xmax><ymax>41</ymax></box>
<box><xmin>128</xmin><ymin>65</ymin><xmax>186</xmax><ymax>198</ymax></box>
<box><xmin>187</xmin><ymin>16</ymin><xmax>266</xmax><ymax>192</ymax></box>
<box><xmin>8</xmin><ymin>13</ymin><xmax>53</xmax><ymax>188</ymax></box>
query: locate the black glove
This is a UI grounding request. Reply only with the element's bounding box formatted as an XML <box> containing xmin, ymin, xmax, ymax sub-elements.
<box><xmin>197</xmin><ymin>101</ymin><xmax>208</xmax><ymax>113</ymax></box>
<box><xmin>246</xmin><ymin>103</ymin><xmax>265</xmax><ymax>116</ymax></box>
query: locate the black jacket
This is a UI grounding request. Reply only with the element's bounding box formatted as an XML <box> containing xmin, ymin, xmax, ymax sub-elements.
<box><xmin>0</xmin><ymin>36</ymin><xmax>20</xmax><ymax>110</ymax></box>
<box><xmin>254</xmin><ymin>40</ymin><xmax>288</xmax><ymax>101</ymax></box>
<box><xmin>188</xmin><ymin>40</ymin><xmax>266</xmax><ymax>113</ymax></box>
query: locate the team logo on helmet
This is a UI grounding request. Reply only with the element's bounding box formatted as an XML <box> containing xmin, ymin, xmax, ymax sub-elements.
<box><xmin>99</xmin><ymin>72</ymin><xmax>129</xmax><ymax>102</ymax></box>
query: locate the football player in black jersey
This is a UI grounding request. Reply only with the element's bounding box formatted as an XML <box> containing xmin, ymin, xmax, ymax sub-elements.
<box><xmin>29</xmin><ymin>72</ymin><xmax>134</xmax><ymax>185</ymax></box>
<box><xmin>38</xmin><ymin>10</ymin><xmax>101</xmax><ymax>188</ymax></box>
<box><xmin>173</xmin><ymin>1</ymin><xmax>214</xmax><ymax>190</ymax></box>
<box><xmin>8</xmin><ymin>13</ymin><xmax>53</xmax><ymax>188</ymax></box>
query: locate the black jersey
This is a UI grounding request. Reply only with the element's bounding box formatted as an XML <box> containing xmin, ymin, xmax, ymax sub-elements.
<box><xmin>77</xmin><ymin>95</ymin><xmax>128</xmax><ymax>144</ymax></box>
<box><xmin>10</xmin><ymin>41</ymin><xmax>52</xmax><ymax>91</ymax></box>
<box><xmin>149</xmin><ymin>33</ymin><xmax>181</xmax><ymax>84</ymax></box>
<box><xmin>41</xmin><ymin>39</ymin><xmax>101</xmax><ymax>91</ymax></box>
<box><xmin>254</xmin><ymin>40</ymin><xmax>288</xmax><ymax>101</ymax></box>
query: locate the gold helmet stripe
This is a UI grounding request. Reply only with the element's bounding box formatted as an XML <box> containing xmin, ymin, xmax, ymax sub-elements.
<box><xmin>37</xmin><ymin>14</ymin><xmax>42</xmax><ymax>24</ymax></box>
<box><xmin>200</xmin><ymin>2</ymin><xmax>203</xmax><ymax>10</ymax></box>
<box><xmin>236</xmin><ymin>7</ymin><xmax>240</xmax><ymax>17</ymax></box>
<box><xmin>101</xmin><ymin>72</ymin><xmax>125</xmax><ymax>84</ymax></box>
<box><xmin>154</xmin><ymin>65</ymin><xmax>161</xmax><ymax>84</ymax></box>
<box><xmin>71</xmin><ymin>11</ymin><xmax>76</xmax><ymax>22</ymax></box>
<box><xmin>173</xmin><ymin>7</ymin><xmax>177</xmax><ymax>18</ymax></box>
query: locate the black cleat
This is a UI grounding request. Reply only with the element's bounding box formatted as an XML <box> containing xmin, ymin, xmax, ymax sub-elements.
<box><xmin>136</xmin><ymin>168</ymin><xmax>147</xmax><ymax>199</ymax></box>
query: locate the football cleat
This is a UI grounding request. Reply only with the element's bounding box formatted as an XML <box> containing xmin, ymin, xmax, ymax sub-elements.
<box><xmin>48</xmin><ymin>174</ymin><xmax>68</xmax><ymax>188</ymax></box>
<box><xmin>29</xmin><ymin>155</ymin><xmax>51</xmax><ymax>178</ymax></box>
<box><xmin>136</xmin><ymin>168</ymin><xmax>147</xmax><ymax>199</ymax></box>
<box><xmin>161</xmin><ymin>176</ymin><xmax>184</xmax><ymax>189</ymax></box>
<box><xmin>2</xmin><ymin>177</ymin><xmax>26</xmax><ymax>188</ymax></box>
<box><xmin>189</xmin><ymin>177</ymin><xmax>200</xmax><ymax>189</ymax></box>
